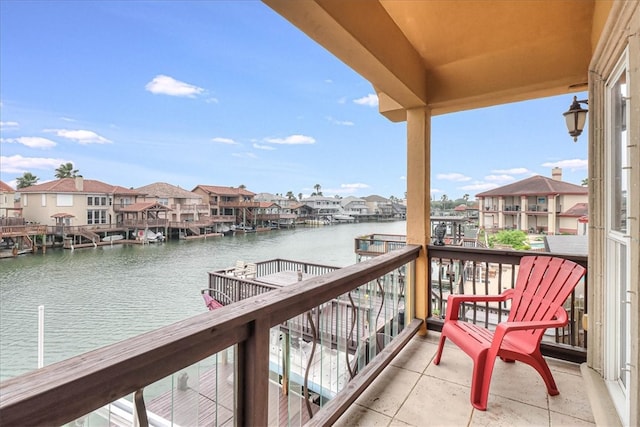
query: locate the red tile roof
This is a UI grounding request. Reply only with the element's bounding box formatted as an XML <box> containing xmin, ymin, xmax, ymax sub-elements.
<box><xmin>118</xmin><ymin>202</ymin><xmax>172</xmax><ymax>212</ymax></box>
<box><xmin>476</xmin><ymin>175</ymin><xmax>588</xmax><ymax>197</ymax></box>
<box><xmin>192</xmin><ymin>185</ymin><xmax>255</xmax><ymax>196</ymax></box>
<box><xmin>559</xmin><ymin>202</ymin><xmax>589</xmax><ymax>217</ymax></box>
<box><xmin>0</xmin><ymin>181</ymin><xmax>15</xmax><ymax>192</ymax></box>
<box><xmin>18</xmin><ymin>178</ymin><xmax>142</xmax><ymax>195</ymax></box>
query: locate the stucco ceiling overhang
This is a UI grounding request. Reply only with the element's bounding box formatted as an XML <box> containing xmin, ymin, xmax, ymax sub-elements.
<box><xmin>264</xmin><ymin>0</ymin><xmax>611</xmax><ymax>122</ymax></box>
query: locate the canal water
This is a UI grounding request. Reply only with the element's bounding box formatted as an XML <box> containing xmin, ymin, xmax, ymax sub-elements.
<box><xmin>0</xmin><ymin>221</ymin><xmax>406</xmax><ymax>381</ymax></box>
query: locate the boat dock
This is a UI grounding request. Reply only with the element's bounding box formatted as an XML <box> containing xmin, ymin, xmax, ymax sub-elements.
<box><xmin>146</xmin><ymin>359</ymin><xmax>318</xmax><ymax>426</ymax></box>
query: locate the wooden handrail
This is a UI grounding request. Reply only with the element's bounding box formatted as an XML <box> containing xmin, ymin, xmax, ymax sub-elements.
<box><xmin>0</xmin><ymin>245</ymin><xmax>421</xmax><ymax>426</ymax></box>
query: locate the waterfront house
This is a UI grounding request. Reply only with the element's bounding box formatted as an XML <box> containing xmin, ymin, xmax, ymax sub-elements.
<box><xmin>476</xmin><ymin>168</ymin><xmax>589</xmax><ymax>234</ymax></box>
<box><xmin>340</xmin><ymin>196</ymin><xmax>369</xmax><ymax>218</ymax></box>
<box><xmin>301</xmin><ymin>195</ymin><xmax>343</xmax><ymax>219</ymax></box>
<box><xmin>135</xmin><ymin>182</ymin><xmax>208</xmax><ymax>223</ymax></box>
<box><xmin>2</xmin><ymin>2</ymin><xmax>638</xmax><ymax>426</ymax></box>
<box><xmin>18</xmin><ymin>177</ymin><xmax>142</xmax><ymax>227</ymax></box>
<box><xmin>192</xmin><ymin>184</ymin><xmax>258</xmax><ymax>227</ymax></box>
<box><xmin>363</xmin><ymin>195</ymin><xmax>395</xmax><ymax>219</ymax></box>
<box><xmin>254</xmin><ymin>193</ymin><xmax>298</xmax><ymax>227</ymax></box>
<box><xmin>0</xmin><ymin>180</ymin><xmax>19</xmax><ymax>219</ymax></box>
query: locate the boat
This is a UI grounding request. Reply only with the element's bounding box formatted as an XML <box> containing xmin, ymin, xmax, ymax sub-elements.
<box><xmin>305</xmin><ymin>218</ymin><xmax>330</xmax><ymax>226</ymax></box>
<box><xmin>332</xmin><ymin>214</ymin><xmax>355</xmax><ymax>222</ymax></box>
<box><xmin>140</xmin><ymin>230</ymin><xmax>165</xmax><ymax>242</ymax></box>
<box><xmin>233</xmin><ymin>224</ymin><xmax>256</xmax><ymax>233</ymax></box>
<box><xmin>101</xmin><ymin>234</ymin><xmax>124</xmax><ymax>242</ymax></box>
<box><xmin>220</xmin><ymin>225</ymin><xmax>234</xmax><ymax>236</ymax></box>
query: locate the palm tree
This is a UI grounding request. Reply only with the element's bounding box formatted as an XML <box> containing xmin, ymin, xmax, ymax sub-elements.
<box><xmin>16</xmin><ymin>172</ymin><xmax>39</xmax><ymax>189</ymax></box>
<box><xmin>54</xmin><ymin>162</ymin><xmax>79</xmax><ymax>179</ymax></box>
<box><xmin>286</xmin><ymin>191</ymin><xmax>295</xmax><ymax>200</ymax></box>
<box><xmin>313</xmin><ymin>183</ymin><xmax>322</xmax><ymax>196</ymax></box>
<box><xmin>463</xmin><ymin>194</ymin><xmax>470</xmax><ymax>205</ymax></box>
<box><xmin>298</xmin><ymin>192</ymin><xmax>303</xmax><ymax>201</ymax></box>
<box><xmin>581</xmin><ymin>178</ymin><xmax>588</xmax><ymax>186</ymax></box>
<box><xmin>238</xmin><ymin>184</ymin><xmax>246</xmax><ymax>190</ymax></box>
<box><xmin>440</xmin><ymin>194</ymin><xmax>449</xmax><ymax>210</ymax></box>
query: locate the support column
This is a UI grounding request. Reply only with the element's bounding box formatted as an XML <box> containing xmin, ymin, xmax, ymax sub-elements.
<box><xmin>406</xmin><ymin>107</ymin><xmax>431</xmax><ymax>331</ymax></box>
<box><xmin>520</xmin><ymin>195</ymin><xmax>528</xmax><ymax>232</ymax></box>
<box><xmin>548</xmin><ymin>195</ymin><xmax>557</xmax><ymax>235</ymax></box>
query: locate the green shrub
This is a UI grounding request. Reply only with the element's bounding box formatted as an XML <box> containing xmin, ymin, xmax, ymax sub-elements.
<box><xmin>488</xmin><ymin>230</ymin><xmax>531</xmax><ymax>250</ymax></box>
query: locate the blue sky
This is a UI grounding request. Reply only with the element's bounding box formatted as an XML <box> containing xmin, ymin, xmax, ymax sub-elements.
<box><xmin>0</xmin><ymin>1</ymin><xmax>588</xmax><ymax>201</ymax></box>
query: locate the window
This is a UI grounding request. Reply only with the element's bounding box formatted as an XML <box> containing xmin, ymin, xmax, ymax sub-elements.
<box><xmin>87</xmin><ymin>210</ymin><xmax>107</xmax><ymax>225</ymax></box>
<box><xmin>604</xmin><ymin>50</ymin><xmax>631</xmax><ymax>426</ymax></box>
<box><xmin>56</xmin><ymin>194</ymin><xmax>73</xmax><ymax>206</ymax></box>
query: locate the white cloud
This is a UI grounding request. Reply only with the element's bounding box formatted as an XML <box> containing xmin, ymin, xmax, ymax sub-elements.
<box><xmin>341</xmin><ymin>183</ymin><xmax>369</xmax><ymax>190</ymax></box>
<box><xmin>45</xmin><ymin>129</ymin><xmax>111</xmax><ymax>144</ymax></box>
<box><xmin>326</xmin><ymin>116</ymin><xmax>354</xmax><ymax>126</ymax></box>
<box><xmin>400</xmin><ymin>176</ymin><xmax>406</xmax><ymax>180</ymax></box>
<box><xmin>353</xmin><ymin>94</ymin><xmax>379</xmax><ymax>107</ymax></box>
<box><xmin>485</xmin><ymin>174</ymin><xmax>515</xmax><ymax>183</ymax></box>
<box><xmin>0</xmin><ymin>121</ymin><xmax>19</xmax><ymax>129</ymax></box>
<box><xmin>264</xmin><ymin>134</ymin><xmax>316</xmax><ymax>145</ymax></box>
<box><xmin>2</xmin><ymin>137</ymin><xmax>57</xmax><ymax>148</ymax></box>
<box><xmin>459</xmin><ymin>182</ymin><xmax>499</xmax><ymax>191</ymax></box>
<box><xmin>436</xmin><ymin>173</ymin><xmax>472</xmax><ymax>182</ymax></box>
<box><xmin>253</xmin><ymin>143</ymin><xmax>275</xmax><ymax>150</ymax></box>
<box><xmin>541</xmin><ymin>158</ymin><xmax>588</xmax><ymax>171</ymax></box>
<box><xmin>60</xmin><ymin>117</ymin><xmax>76</xmax><ymax>122</ymax></box>
<box><xmin>0</xmin><ymin>154</ymin><xmax>67</xmax><ymax>173</ymax></box>
<box><xmin>430</xmin><ymin>188</ymin><xmax>443</xmax><ymax>194</ymax></box>
<box><xmin>491</xmin><ymin>167</ymin><xmax>530</xmax><ymax>175</ymax></box>
<box><xmin>145</xmin><ymin>75</ymin><xmax>204</xmax><ymax>98</ymax></box>
<box><xmin>211</xmin><ymin>137</ymin><xmax>239</xmax><ymax>145</ymax></box>
<box><xmin>232</xmin><ymin>152</ymin><xmax>257</xmax><ymax>159</ymax></box>
<box><xmin>322</xmin><ymin>183</ymin><xmax>370</xmax><ymax>195</ymax></box>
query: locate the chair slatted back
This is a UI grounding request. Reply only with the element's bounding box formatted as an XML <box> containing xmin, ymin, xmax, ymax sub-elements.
<box><xmin>508</xmin><ymin>256</ymin><xmax>585</xmax><ymax>329</ymax></box>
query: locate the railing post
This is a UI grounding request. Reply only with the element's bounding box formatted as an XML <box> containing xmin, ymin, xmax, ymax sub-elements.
<box><xmin>236</xmin><ymin>317</ymin><xmax>271</xmax><ymax>427</ymax></box>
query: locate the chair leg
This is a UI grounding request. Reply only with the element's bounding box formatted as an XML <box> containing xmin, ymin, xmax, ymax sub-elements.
<box><xmin>528</xmin><ymin>351</ymin><xmax>559</xmax><ymax>395</ymax></box>
<box><xmin>434</xmin><ymin>334</ymin><xmax>447</xmax><ymax>365</ymax></box>
<box><xmin>470</xmin><ymin>350</ymin><xmax>493</xmax><ymax>411</ymax></box>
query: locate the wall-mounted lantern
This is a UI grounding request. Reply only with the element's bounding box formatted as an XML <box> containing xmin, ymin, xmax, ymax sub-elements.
<box><xmin>563</xmin><ymin>95</ymin><xmax>589</xmax><ymax>142</ymax></box>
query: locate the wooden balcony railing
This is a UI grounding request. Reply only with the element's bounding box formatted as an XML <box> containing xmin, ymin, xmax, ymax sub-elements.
<box><xmin>0</xmin><ymin>245</ymin><xmax>421</xmax><ymax>427</ymax></box>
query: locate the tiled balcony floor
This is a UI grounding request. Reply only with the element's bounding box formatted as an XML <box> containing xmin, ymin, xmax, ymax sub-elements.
<box><xmin>334</xmin><ymin>332</ymin><xmax>595</xmax><ymax>427</ymax></box>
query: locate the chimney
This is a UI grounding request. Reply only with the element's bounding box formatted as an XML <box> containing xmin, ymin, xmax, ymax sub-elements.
<box><xmin>75</xmin><ymin>176</ymin><xmax>84</xmax><ymax>191</ymax></box>
<box><xmin>551</xmin><ymin>167</ymin><xmax>562</xmax><ymax>181</ymax></box>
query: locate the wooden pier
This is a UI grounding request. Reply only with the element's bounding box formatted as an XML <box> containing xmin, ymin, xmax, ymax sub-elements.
<box><xmin>146</xmin><ymin>358</ymin><xmax>318</xmax><ymax>426</ymax></box>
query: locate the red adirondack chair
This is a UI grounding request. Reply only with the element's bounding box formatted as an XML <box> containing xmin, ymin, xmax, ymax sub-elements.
<box><xmin>433</xmin><ymin>255</ymin><xmax>586</xmax><ymax>410</ymax></box>
<box><xmin>201</xmin><ymin>289</ymin><xmax>233</xmax><ymax>311</ymax></box>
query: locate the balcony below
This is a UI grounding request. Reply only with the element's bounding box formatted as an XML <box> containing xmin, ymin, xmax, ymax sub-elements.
<box><xmin>335</xmin><ymin>331</ymin><xmax>595</xmax><ymax>427</ymax></box>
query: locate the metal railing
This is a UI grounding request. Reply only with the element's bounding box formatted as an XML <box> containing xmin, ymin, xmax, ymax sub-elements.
<box><xmin>0</xmin><ymin>245</ymin><xmax>421</xmax><ymax>426</ymax></box>
<box><xmin>354</xmin><ymin>234</ymin><xmax>406</xmax><ymax>258</ymax></box>
<box><xmin>426</xmin><ymin>245</ymin><xmax>588</xmax><ymax>362</ymax></box>
<box><xmin>352</xmin><ymin>234</ymin><xmax>588</xmax><ymax>362</ymax></box>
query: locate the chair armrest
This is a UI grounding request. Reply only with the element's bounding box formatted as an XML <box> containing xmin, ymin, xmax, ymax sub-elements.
<box><xmin>444</xmin><ymin>289</ymin><xmax>515</xmax><ymax>321</ymax></box>
<box><xmin>489</xmin><ymin>307</ymin><xmax>569</xmax><ymax>353</ymax></box>
<box><xmin>499</xmin><ymin>305</ymin><xmax>569</xmax><ymax>332</ymax></box>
